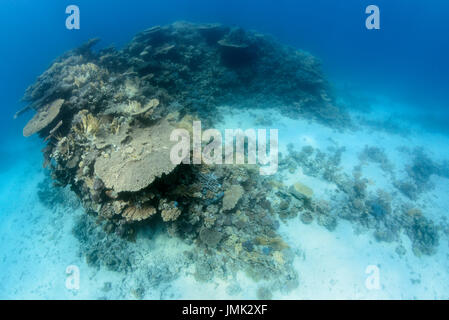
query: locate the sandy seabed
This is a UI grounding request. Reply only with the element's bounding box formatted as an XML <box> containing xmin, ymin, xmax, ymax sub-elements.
<box><xmin>1</xmin><ymin>97</ymin><xmax>449</xmax><ymax>300</ymax></box>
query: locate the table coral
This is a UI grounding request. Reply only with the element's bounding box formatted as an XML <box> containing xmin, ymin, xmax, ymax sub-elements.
<box><xmin>23</xmin><ymin>99</ymin><xmax>65</xmax><ymax>137</ymax></box>
<box><xmin>94</xmin><ymin>119</ymin><xmax>178</xmax><ymax>193</ymax></box>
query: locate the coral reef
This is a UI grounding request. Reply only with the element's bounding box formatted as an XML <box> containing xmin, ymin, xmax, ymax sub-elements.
<box><xmin>280</xmin><ymin>144</ymin><xmax>442</xmax><ymax>256</ymax></box>
<box><xmin>165</xmin><ymin>165</ymin><xmax>298</xmax><ymax>291</ymax></box>
<box><xmin>72</xmin><ymin>212</ymin><xmax>187</xmax><ymax>296</ymax></box>
<box><xmin>24</xmin><ymin>22</ymin><xmax>447</xmax><ymax>298</ymax></box>
<box><xmin>393</xmin><ymin>147</ymin><xmax>449</xmax><ymax>200</ymax></box>
<box><xmin>18</xmin><ymin>22</ymin><xmax>346</xmax><ymax>227</ymax></box>
<box><xmin>19</xmin><ymin>22</ymin><xmax>340</xmax><ymax>295</ymax></box>
<box><xmin>281</xmin><ymin>144</ymin><xmax>345</xmax><ymax>183</ymax></box>
<box><xmin>72</xmin><ymin>213</ymin><xmax>136</xmax><ymax>272</ymax></box>
<box><xmin>359</xmin><ymin>146</ymin><xmax>394</xmax><ymax>174</ymax></box>
<box><xmin>403</xmin><ymin>213</ymin><xmax>439</xmax><ymax>256</ymax></box>
<box><xmin>37</xmin><ymin>172</ymin><xmax>81</xmax><ymax>210</ymax></box>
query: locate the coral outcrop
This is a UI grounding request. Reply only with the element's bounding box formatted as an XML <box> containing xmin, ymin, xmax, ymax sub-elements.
<box><xmin>20</xmin><ymin>22</ymin><xmax>336</xmax><ymax>294</ymax></box>
<box><xmin>18</xmin><ymin>22</ymin><xmax>345</xmax><ymax>226</ymax></box>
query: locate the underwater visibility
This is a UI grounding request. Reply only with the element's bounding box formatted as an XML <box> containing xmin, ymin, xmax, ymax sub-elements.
<box><xmin>1</xmin><ymin>1</ymin><xmax>449</xmax><ymax>301</ymax></box>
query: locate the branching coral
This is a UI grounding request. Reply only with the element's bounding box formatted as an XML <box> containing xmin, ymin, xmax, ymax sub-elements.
<box><xmin>122</xmin><ymin>204</ymin><xmax>157</xmax><ymax>222</ymax></box>
<box><xmin>159</xmin><ymin>199</ymin><xmax>181</xmax><ymax>222</ymax></box>
<box><xmin>125</xmin><ymin>98</ymin><xmax>159</xmax><ymax>116</ymax></box>
<box><xmin>74</xmin><ymin>110</ymin><xmax>100</xmax><ymax>138</ymax></box>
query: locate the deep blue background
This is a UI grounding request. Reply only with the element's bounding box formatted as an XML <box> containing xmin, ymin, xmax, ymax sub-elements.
<box><xmin>1</xmin><ymin>0</ymin><xmax>448</xmax><ymax>137</ymax></box>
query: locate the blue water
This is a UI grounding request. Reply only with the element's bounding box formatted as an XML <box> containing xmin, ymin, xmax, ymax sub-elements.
<box><xmin>1</xmin><ymin>0</ymin><xmax>449</xmax><ymax>299</ymax></box>
<box><xmin>2</xmin><ymin>0</ymin><xmax>448</xmax><ymax>133</ymax></box>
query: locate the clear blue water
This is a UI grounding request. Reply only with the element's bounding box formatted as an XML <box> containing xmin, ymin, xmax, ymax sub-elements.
<box><xmin>2</xmin><ymin>0</ymin><xmax>448</xmax><ymax>133</ymax></box>
<box><xmin>1</xmin><ymin>0</ymin><xmax>449</xmax><ymax>299</ymax></box>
